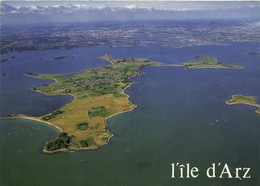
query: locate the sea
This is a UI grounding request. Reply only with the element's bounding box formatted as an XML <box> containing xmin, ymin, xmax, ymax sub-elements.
<box><xmin>0</xmin><ymin>41</ymin><xmax>260</xmax><ymax>185</ymax></box>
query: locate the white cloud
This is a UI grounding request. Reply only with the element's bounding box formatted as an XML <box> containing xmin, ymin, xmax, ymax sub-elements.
<box><xmin>2</xmin><ymin>2</ymin><xmax>260</xmax><ymax>15</ymax></box>
<box><xmin>1</xmin><ymin>2</ymin><xmax>260</xmax><ymax>23</ymax></box>
<box><xmin>124</xmin><ymin>5</ymin><xmax>137</xmax><ymax>9</ymax></box>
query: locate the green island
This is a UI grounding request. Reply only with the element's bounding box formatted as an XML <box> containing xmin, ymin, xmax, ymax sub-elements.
<box><xmin>17</xmin><ymin>55</ymin><xmax>170</xmax><ymax>153</ymax></box>
<box><xmin>226</xmin><ymin>95</ymin><xmax>260</xmax><ymax>115</ymax></box>
<box><xmin>53</xmin><ymin>55</ymin><xmax>74</xmax><ymax>60</ymax></box>
<box><xmin>183</xmin><ymin>56</ymin><xmax>243</xmax><ymax>70</ymax></box>
<box><xmin>3</xmin><ymin>55</ymin><xmax>244</xmax><ymax>153</ymax></box>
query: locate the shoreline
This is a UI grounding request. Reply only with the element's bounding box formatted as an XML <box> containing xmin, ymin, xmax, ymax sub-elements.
<box><xmin>26</xmin><ymin>73</ymin><xmax>77</xmax><ymax>103</ymax></box>
<box><xmin>226</xmin><ymin>95</ymin><xmax>260</xmax><ymax>115</ymax></box>
<box><xmin>32</xmin><ymin>88</ymin><xmax>76</xmax><ymax>103</ymax></box>
<box><xmin>185</xmin><ymin>66</ymin><xmax>244</xmax><ymax>70</ymax></box>
<box><xmin>226</xmin><ymin>100</ymin><xmax>260</xmax><ymax>108</ymax></box>
<box><xmin>226</xmin><ymin>101</ymin><xmax>260</xmax><ymax>113</ymax></box>
<box><xmin>25</xmin><ymin>73</ymin><xmax>58</xmax><ymax>83</ymax></box>
<box><xmin>0</xmin><ymin>115</ymin><xmax>64</xmax><ymax>132</ymax></box>
<box><xmin>226</xmin><ymin>95</ymin><xmax>260</xmax><ymax>108</ymax></box>
<box><xmin>21</xmin><ymin>116</ymin><xmax>64</xmax><ymax>132</ymax></box>
<box><xmin>104</xmin><ymin>83</ymin><xmax>138</xmax><ymax>146</ymax></box>
<box><xmin>42</xmin><ymin>144</ymin><xmax>98</xmax><ymax>154</ymax></box>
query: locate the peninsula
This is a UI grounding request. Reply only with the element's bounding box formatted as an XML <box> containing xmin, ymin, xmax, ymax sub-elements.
<box><xmin>183</xmin><ymin>56</ymin><xmax>243</xmax><ymax>70</ymax></box>
<box><xmin>226</xmin><ymin>95</ymin><xmax>260</xmax><ymax>115</ymax></box>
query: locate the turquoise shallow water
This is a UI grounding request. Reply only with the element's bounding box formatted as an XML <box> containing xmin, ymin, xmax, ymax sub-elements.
<box><xmin>0</xmin><ymin>43</ymin><xmax>260</xmax><ymax>185</ymax></box>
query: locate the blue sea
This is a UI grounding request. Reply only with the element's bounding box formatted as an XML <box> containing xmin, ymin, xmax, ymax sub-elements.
<box><xmin>0</xmin><ymin>42</ymin><xmax>260</xmax><ymax>185</ymax></box>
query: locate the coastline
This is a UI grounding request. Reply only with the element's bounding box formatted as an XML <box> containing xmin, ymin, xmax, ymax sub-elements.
<box><xmin>226</xmin><ymin>100</ymin><xmax>260</xmax><ymax>108</ymax></box>
<box><xmin>0</xmin><ymin>115</ymin><xmax>104</xmax><ymax>153</ymax></box>
<box><xmin>42</xmin><ymin>144</ymin><xmax>98</xmax><ymax>154</ymax></box>
<box><xmin>21</xmin><ymin>116</ymin><xmax>64</xmax><ymax>132</ymax></box>
<box><xmin>226</xmin><ymin>95</ymin><xmax>260</xmax><ymax>114</ymax></box>
<box><xmin>25</xmin><ymin>73</ymin><xmax>58</xmax><ymax>83</ymax></box>
<box><xmin>26</xmin><ymin>73</ymin><xmax>77</xmax><ymax>103</ymax></box>
<box><xmin>104</xmin><ymin>83</ymin><xmax>138</xmax><ymax>147</ymax></box>
<box><xmin>0</xmin><ymin>115</ymin><xmax>64</xmax><ymax>133</ymax></box>
<box><xmin>185</xmin><ymin>66</ymin><xmax>244</xmax><ymax>70</ymax></box>
<box><xmin>32</xmin><ymin>88</ymin><xmax>76</xmax><ymax>103</ymax></box>
<box><xmin>226</xmin><ymin>95</ymin><xmax>260</xmax><ymax>107</ymax></box>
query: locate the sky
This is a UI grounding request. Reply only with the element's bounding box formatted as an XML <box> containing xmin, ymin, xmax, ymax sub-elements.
<box><xmin>1</xmin><ymin>1</ymin><xmax>260</xmax><ymax>25</ymax></box>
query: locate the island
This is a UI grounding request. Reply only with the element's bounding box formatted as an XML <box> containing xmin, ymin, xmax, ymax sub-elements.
<box><xmin>53</xmin><ymin>55</ymin><xmax>74</xmax><ymax>60</ymax></box>
<box><xmin>226</xmin><ymin>95</ymin><xmax>260</xmax><ymax>115</ymax></box>
<box><xmin>248</xmin><ymin>52</ymin><xmax>260</xmax><ymax>56</ymax></box>
<box><xmin>12</xmin><ymin>55</ymin><xmax>170</xmax><ymax>153</ymax></box>
<box><xmin>0</xmin><ymin>59</ymin><xmax>8</xmax><ymax>63</ymax></box>
<box><xmin>183</xmin><ymin>56</ymin><xmax>243</xmax><ymax>70</ymax></box>
<box><xmin>2</xmin><ymin>55</ymin><xmax>244</xmax><ymax>153</ymax></box>
<box><xmin>0</xmin><ymin>56</ymin><xmax>16</xmax><ymax>63</ymax></box>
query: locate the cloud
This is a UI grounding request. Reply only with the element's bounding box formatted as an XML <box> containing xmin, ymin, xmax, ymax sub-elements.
<box><xmin>2</xmin><ymin>3</ymin><xmax>260</xmax><ymax>15</ymax></box>
<box><xmin>1</xmin><ymin>2</ymin><xmax>260</xmax><ymax>25</ymax></box>
<box><xmin>124</xmin><ymin>5</ymin><xmax>137</xmax><ymax>9</ymax></box>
